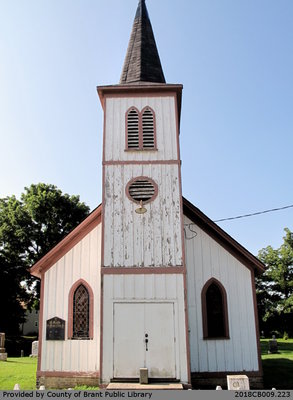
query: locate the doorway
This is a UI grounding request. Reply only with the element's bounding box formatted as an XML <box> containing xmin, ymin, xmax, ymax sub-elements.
<box><xmin>113</xmin><ymin>302</ymin><xmax>176</xmax><ymax>379</ymax></box>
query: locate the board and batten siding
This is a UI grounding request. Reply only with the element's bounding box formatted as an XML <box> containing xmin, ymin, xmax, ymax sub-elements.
<box><xmin>41</xmin><ymin>224</ymin><xmax>102</xmax><ymax>373</ymax></box>
<box><xmin>104</xmin><ymin>96</ymin><xmax>178</xmax><ymax>162</ymax></box>
<box><xmin>102</xmin><ymin>274</ymin><xmax>188</xmax><ymax>383</ymax></box>
<box><xmin>103</xmin><ymin>164</ymin><xmax>182</xmax><ymax>268</ymax></box>
<box><xmin>184</xmin><ymin>215</ymin><xmax>259</xmax><ymax>373</ymax></box>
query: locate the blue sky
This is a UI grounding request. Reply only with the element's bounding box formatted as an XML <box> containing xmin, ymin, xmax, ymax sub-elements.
<box><xmin>0</xmin><ymin>0</ymin><xmax>292</xmax><ymax>256</ymax></box>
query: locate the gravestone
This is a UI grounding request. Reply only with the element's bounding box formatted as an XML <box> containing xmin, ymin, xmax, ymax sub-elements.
<box><xmin>227</xmin><ymin>375</ymin><xmax>250</xmax><ymax>390</ymax></box>
<box><xmin>0</xmin><ymin>333</ymin><xmax>8</xmax><ymax>361</ymax></box>
<box><xmin>30</xmin><ymin>341</ymin><xmax>39</xmax><ymax>357</ymax></box>
<box><xmin>268</xmin><ymin>335</ymin><xmax>278</xmax><ymax>354</ymax></box>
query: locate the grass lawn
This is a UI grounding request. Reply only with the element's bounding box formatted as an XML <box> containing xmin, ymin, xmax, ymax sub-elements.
<box><xmin>0</xmin><ymin>342</ymin><xmax>292</xmax><ymax>390</ymax></box>
<box><xmin>0</xmin><ymin>357</ymin><xmax>37</xmax><ymax>390</ymax></box>
<box><xmin>261</xmin><ymin>339</ymin><xmax>293</xmax><ymax>389</ymax></box>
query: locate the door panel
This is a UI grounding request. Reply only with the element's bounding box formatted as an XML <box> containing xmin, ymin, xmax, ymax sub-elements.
<box><xmin>145</xmin><ymin>303</ymin><xmax>176</xmax><ymax>378</ymax></box>
<box><xmin>113</xmin><ymin>302</ymin><xmax>176</xmax><ymax>379</ymax></box>
<box><xmin>113</xmin><ymin>303</ymin><xmax>145</xmax><ymax>378</ymax></box>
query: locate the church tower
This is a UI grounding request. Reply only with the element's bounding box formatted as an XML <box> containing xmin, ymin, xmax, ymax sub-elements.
<box><xmin>98</xmin><ymin>0</ymin><xmax>190</xmax><ymax>384</ymax></box>
<box><xmin>30</xmin><ymin>0</ymin><xmax>265</xmax><ymax>389</ymax></box>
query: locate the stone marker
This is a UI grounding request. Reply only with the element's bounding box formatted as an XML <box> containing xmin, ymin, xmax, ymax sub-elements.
<box><xmin>30</xmin><ymin>340</ymin><xmax>39</xmax><ymax>357</ymax></box>
<box><xmin>14</xmin><ymin>384</ymin><xmax>21</xmax><ymax>390</ymax></box>
<box><xmin>227</xmin><ymin>375</ymin><xmax>250</xmax><ymax>390</ymax></box>
<box><xmin>0</xmin><ymin>333</ymin><xmax>8</xmax><ymax>361</ymax></box>
<box><xmin>268</xmin><ymin>336</ymin><xmax>278</xmax><ymax>354</ymax></box>
<box><xmin>139</xmin><ymin>368</ymin><xmax>148</xmax><ymax>384</ymax></box>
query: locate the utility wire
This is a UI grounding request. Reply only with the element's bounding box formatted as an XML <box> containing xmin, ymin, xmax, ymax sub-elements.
<box><xmin>214</xmin><ymin>204</ymin><xmax>293</xmax><ymax>223</ymax></box>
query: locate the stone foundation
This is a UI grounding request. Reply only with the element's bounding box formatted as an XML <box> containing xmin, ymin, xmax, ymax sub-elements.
<box><xmin>191</xmin><ymin>372</ymin><xmax>263</xmax><ymax>390</ymax></box>
<box><xmin>0</xmin><ymin>353</ymin><xmax>7</xmax><ymax>361</ymax></box>
<box><xmin>37</xmin><ymin>375</ymin><xmax>100</xmax><ymax>389</ymax></box>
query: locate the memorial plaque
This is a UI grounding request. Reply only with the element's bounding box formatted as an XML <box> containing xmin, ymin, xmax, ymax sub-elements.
<box><xmin>227</xmin><ymin>375</ymin><xmax>250</xmax><ymax>390</ymax></box>
<box><xmin>46</xmin><ymin>317</ymin><xmax>65</xmax><ymax>340</ymax></box>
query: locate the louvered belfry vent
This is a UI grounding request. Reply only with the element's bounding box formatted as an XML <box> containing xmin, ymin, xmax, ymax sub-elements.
<box><xmin>142</xmin><ymin>108</ymin><xmax>155</xmax><ymax>148</ymax></box>
<box><xmin>126</xmin><ymin>106</ymin><xmax>156</xmax><ymax>150</ymax></box>
<box><xmin>128</xmin><ymin>178</ymin><xmax>157</xmax><ymax>204</ymax></box>
<box><xmin>127</xmin><ymin>109</ymin><xmax>139</xmax><ymax>149</ymax></box>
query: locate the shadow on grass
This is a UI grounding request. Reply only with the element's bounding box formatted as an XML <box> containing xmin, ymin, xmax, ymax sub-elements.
<box><xmin>262</xmin><ymin>358</ymin><xmax>293</xmax><ymax>389</ymax></box>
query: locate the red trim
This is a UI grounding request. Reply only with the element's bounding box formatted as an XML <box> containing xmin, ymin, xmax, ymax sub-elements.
<box><xmin>37</xmin><ymin>371</ymin><xmax>100</xmax><ymax>378</ymax></box>
<box><xmin>251</xmin><ymin>269</ymin><xmax>263</xmax><ymax>375</ymax></box>
<box><xmin>100</xmin><ymin>90</ymin><xmax>108</xmax><ymax>385</ymax></box>
<box><xmin>30</xmin><ymin>206</ymin><xmax>102</xmax><ymax>278</ymax></box>
<box><xmin>37</xmin><ymin>274</ymin><xmax>45</xmax><ymax>375</ymax></box>
<box><xmin>99</xmin><ymin>274</ymin><xmax>104</xmax><ymax>384</ymax></box>
<box><xmin>103</xmin><ymin>160</ymin><xmax>179</xmax><ymax>165</ymax></box>
<box><xmin>101</xmin><ymin>93</ymin><xmax>107</xmax><ymax>269</ymax></box>
<box><xmin>183</xmin><ymin>197</ymin><xmax>265</xmax><ymax>274</ymax></box>
<box><xmin>125</xmin><ymin>176</ymin><xmax>158</xmax><ymax>205</ymax></box>
<box><xmin>201</xmin><ymin>278</ymin><xmax>230</xmax><ymax>340</ymax></box>
<box><xmin>68</xmin><ymin>279</ymin><xmax>94</xmax><ymax>340</ymax></box>
<box><xmin>141</xmin><ymin>106</ymin><xmax>157</xmax><ymax>150</ymax></box>
<box><xmin>173</xmin><ymin>90</ymin><xmax>191</xmax><ymax>384</ymax></box>
<box><xmin>101</xmin><ymin>267</ymin><xmax>185</xmax><ymax>275</ymax></box>
<box><xmin>125</xmin><ymin>106</ymin><xmax>157</xmax><ymax>151</ymax></box>
<box><xmin>125</xmin><ymin>106</ymin><xmax>140</xmax><ymax>150</ymax></box>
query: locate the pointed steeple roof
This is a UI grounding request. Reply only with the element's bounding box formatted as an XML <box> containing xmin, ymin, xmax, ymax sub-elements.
<box><xmin>120</xmin><ymin>0</ymin><xmax>166</xmax><ymax>84</ymax></box>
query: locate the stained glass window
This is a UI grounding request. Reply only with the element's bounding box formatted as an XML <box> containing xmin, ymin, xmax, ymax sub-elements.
<box><xmin>73</xmin><ymin>284</ymin><xmax>89</xmax><ymax>338</ymax></box>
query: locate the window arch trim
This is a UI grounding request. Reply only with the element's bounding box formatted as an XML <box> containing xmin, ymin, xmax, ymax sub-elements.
<box><xmin>126</xmin><ymin>106</ymin><xmax>140</xmax><ymax>150</ymax></box>
<box><xmin>125</xmin><ymin>106</ymin><xmax>157</xmax><ymax>151</ymax></box>
<box><xmin>68</xmin><ymin>279</ymin><xmax>94</xmax><ymax>340</ymax></box>
<box><xmin>141</xmin><ymin>106</ymin><xmax>157</xmax><ymax>150</ymax></box>
<box><xmin>125</xmin><ymin>175</ymin><xmax>159</xmax><ymax>205</ymax></box>
<box><xmin>201</xmin><ymin>277</ymin><xmax>230</xmax><ymax>340</ymax></box>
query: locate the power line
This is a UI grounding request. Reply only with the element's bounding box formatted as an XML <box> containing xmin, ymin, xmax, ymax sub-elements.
<box><xmin>214</xmin><ymin>204</ymin><xmax>293</xmax><ymax>223</ymax></box>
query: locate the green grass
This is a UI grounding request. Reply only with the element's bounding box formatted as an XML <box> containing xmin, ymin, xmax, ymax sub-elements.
<box><xmin>261</xmin><ymin>339</ymin><xmax>293</xmax><ymax>389</ymax></box>
<box><xmin>0</xmin><ymin>342</ymin><xmax>292</xmax><ymax>390</ymax></box>
<box><xmin>0</xmin><ymin>357</ymin><xmax>37</xmax><ymax>390</ymax></box>
<box><xmin>73</xmin><ymin>386</ymin><xmax>99</xmax><ymax>390</ymax></box>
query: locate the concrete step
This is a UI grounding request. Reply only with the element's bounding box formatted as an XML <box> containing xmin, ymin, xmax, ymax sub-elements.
<box><xmin>106</xmin><ymin>382</ymin><xmax>183</xmax><ymax>390</ymax></box>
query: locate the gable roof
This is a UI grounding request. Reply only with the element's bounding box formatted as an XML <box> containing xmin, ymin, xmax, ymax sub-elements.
<box><xmin>30</xmin><ymin>205</ymin><xmax>102</xmax><ymax>278</ymax></box>
<box><xmin>120</xmin><ymin>0</ymin><xmax>166</xmax><ymax>84</ymax></box>
<box><xmin>30</xmin><ymin>198</ymin><xmax>265</xmax><ymax>279</ymax></box>
<box><xmin>182</xmin><ymin>197</ymin><xmax>265</xmax><ymax>274</ymax></box>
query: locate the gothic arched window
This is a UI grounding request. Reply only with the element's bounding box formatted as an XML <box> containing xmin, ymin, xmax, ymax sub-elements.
<box><xmin>68</xmin><ymin>280</ymin><xmax>94</xmax><ymax>340</ymax></box>
<box><xmin>73</xmin><ymin>284</ymin><xmax>89</xmax><ymax>338</ymax></box>
<box><xmin>126</xmin><ymin>106</ymin><xmax>156</xmax><ymax>150</ymax></box>
<box><xmin>201</xmin><ymin>278</ymin><xmax>229</xmax><ymax>339</ymax></box>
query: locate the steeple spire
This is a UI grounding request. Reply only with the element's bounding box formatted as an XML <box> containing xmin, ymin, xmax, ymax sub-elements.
<box><xmin>120</xmin><ymin>0</ymin><xmax>166</xmax><ymax>84</ymax></box>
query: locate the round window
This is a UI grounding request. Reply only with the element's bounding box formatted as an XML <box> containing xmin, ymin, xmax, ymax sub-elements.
<box><xmin>126</xmin><ymin>177</ymin><xmax>158</xmax><ymax>204</ymax></box>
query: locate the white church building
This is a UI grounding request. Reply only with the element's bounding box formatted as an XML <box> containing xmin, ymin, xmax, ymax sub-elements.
<box><xmin>30</xmin><ymin>0</ymin><xmax>265</xmax><ymax>389</ymax></box>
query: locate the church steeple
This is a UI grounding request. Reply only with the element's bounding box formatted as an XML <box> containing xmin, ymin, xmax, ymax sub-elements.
<box><xmin>120</xmin><ymin>0</ymin><xmax>166</xmax><ymax>84</ymax></box>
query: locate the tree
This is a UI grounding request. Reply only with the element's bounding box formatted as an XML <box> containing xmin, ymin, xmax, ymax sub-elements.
<box><xmin>257</xmin><ymin>228</ymin><xmax>293</xmax><ymax>336</ymax></box>
<box><xmin>0</xmin><ymin>183</ymin><xmax>90</xmax><ymax>334</ymax></box>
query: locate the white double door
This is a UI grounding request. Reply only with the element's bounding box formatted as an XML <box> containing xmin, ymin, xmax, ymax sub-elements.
<box><xmin>113</xmin><ymin>302</ymin><xmax>176</xmax><ymax>379</ymax></box>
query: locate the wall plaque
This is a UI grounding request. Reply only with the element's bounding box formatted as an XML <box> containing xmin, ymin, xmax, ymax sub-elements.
<box><xmin>46</xmin><ymin>317</ymin><xmax>65</xmax><ymax>340</ymax></box>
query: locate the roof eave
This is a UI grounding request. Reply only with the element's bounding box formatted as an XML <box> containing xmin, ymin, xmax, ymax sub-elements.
<box><xmin>97</xmin><ymin>83</ymin><xmax>182</xmax><ymax>125</ymax></box>
<box><xmin>29</xmin><ymin>205</ymin><xmax>102</xmax><ymax>279</ymax></box>
<box><xmin>182</xmin><ymin>197</ymin><xmax>266</xmax><ymax>274</ymax></box>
